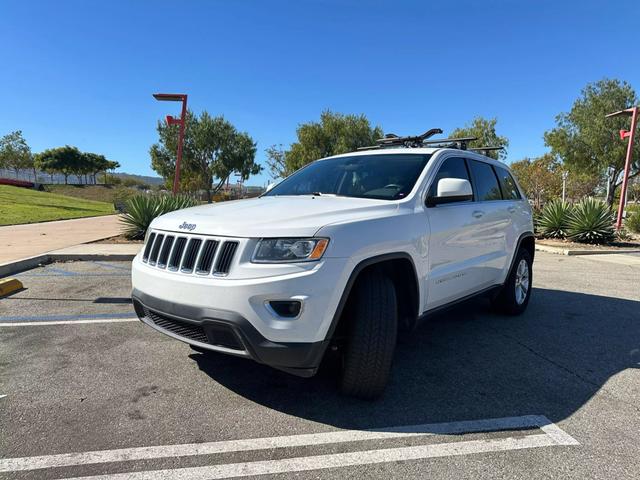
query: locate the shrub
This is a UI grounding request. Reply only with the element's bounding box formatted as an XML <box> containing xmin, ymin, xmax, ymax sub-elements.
<box><xmin>616</xmin><ymin>227</ymin><xmax>632</xmax><ymax>241</ymax></box>
<box><xmin>566</xmin><ymin>197</ymin><xmax>615</xmax><ymax>244</ymax></box>
<box><xmin>626</xmin><ymin>210</ymin><xmax>640</xmax><ymax>234</ymax></box>
<box><xmin>120</xmin><ymin>194</ymin><xmax>199</xmax><ymax>240</ymax></box>
<box><xmin>538</xmin><ymin>200</ymin><xmax>573</xmax><ymax>239</ymax></box>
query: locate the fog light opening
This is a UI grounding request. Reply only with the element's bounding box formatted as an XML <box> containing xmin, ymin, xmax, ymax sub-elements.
<box><xmin>268</xmin><ymin>300</ymin><xmax>302</xmax><ymax>318</ymax></box>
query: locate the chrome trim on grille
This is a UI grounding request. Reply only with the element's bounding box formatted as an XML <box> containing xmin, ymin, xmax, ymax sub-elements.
<box><xmin>142</xmin><ymin>230</ymin><xmax>240</xmax><ymax>277</ymax></box>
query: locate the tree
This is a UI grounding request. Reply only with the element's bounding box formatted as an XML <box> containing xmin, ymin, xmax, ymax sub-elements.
<box><xmin>83</xmin><ymin>153</ymin><xmax>119</xmax><ymax>184</ymax></box>
<box><xmin>544</xmin><ymin>78</ymin><xmax>639</xmax><ymax>207</ymax></box>
<box><xmin>150</xmin><ymin>110</ymin><xmax>260</xmax><ymax>201</ymax></box>
<box><xmin>450</xmin><ymin>117</ymin><xmax>509</xmax><ymax>160</ymax></box>
<box><xmin>510</xmin><ymin>154</ymin><xmax>562</xmax><ymax>208</ymax></box>
<box><xmin>0</xmin><ymin>130</ymin><xmax>33</xmax><ymax>179</ymax></box>
<box><xmin>566</xmin><ymin>170</ymin><xmax>601</xmax><ymax>200</ymax></box>
<box><xmin>266</xmin><ymin>110</ymin><xmax>383</xmax><ymax>178</ymax></box>
<box><xmin>34</xmin><ymin>146</ymin><xmax>83</xmax><ymax>184</ymax></box>
<box><xmin>264</xmin><ymin>144</ymin><xmax>287</xmax><ymax>179</ymax></box>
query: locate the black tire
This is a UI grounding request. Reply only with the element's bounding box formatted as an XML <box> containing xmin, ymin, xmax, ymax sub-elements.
<box><xmin>491</xmin><ymin>248</ymin><xmax>533</xmax><ymax>315</ymax></box>
<box><xmin>340</xmin><ymin>269</ymin><xmax>398</xmax><ymax>399</ymax></box>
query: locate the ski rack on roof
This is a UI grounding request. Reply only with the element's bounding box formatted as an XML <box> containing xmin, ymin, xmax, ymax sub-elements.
<box><xmin>421</xmin><ymin>136</ymin><xmax>478</xmax><ymax>150</ymax></box>
<box><xmin>357</xmin><ymin>128</ymin><xmax>443</xmax><ymax>151</ymax></box>
<box><xmin>469</xmin><ymin>146</ymin><xmax>505</xmax><ymax>156</ymax></box>
<box><xmin>356</xmin><ymin>130</ymin><xmax>504</xmax><ymax>156</ymax></box>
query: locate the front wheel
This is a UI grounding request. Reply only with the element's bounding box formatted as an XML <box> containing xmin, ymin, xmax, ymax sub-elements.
<box><xmin>340</xmin><ymin>269</ymin><xmax>398</xmax><ymax>399</ymax></box>
<box><xmin>491</xmin><ymin>249</ymin><xmax>533</xmax><ymax>315</ymax></box>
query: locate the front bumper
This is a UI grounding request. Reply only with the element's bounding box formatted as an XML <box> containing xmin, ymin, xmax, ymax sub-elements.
<box><xmin>133</xmin><ymin>289</ymin><xmax>328</xmax><ymax>377</ymax></box>
<box><xmin>131</xmin><ymin>253</ymin><xmax>350</xmax><ymax>343</ymax></box>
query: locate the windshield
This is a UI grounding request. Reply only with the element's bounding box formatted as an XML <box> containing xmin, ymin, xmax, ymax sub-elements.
<box><xmin>265</xmin><ymin>154</ymin><xmax>431</xmax><ymax>200</ymax></box>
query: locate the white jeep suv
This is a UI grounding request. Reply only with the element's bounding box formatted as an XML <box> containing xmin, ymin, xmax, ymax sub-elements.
<box><xmin>132</xmin><ymin>138</ymin><xmax>534</xmax><ymax>398</ymax></box>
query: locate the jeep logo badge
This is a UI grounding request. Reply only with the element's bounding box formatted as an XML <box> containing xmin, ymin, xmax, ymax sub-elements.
<box><xmin>179</xmin><ymin>222</ymin><xmax>196</xmax><ymax>231</ymax></box>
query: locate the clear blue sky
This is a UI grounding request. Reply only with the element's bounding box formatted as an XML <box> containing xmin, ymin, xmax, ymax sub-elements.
<box><xmin>1</xmin><ymin>0</ymin><xmax>638</xmax><ymax>186</ymax></box>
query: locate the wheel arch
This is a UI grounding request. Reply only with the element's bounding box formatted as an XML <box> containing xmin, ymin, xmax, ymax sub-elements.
<box><xmin>326</xmin><ymin>252</ymin><xmax>420</xmax><ymax>343</ymax></box>
<box><xmin>507</xmin><ymin>232</ymin><xmax>535</xmax><ymax>279</ymax></box>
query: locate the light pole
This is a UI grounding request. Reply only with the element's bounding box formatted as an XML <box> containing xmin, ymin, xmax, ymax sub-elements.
<box><xmin>606</xmin><ymin>106</ymin><xmax>638</xmax><ymax>230</ymax></box>
<box><xmin>561</xmin><ymin>171</ymin><xmax>568</xmax><ymax>202</ymax></box>
<box><xmin>153</xmin><ymin>93</ymin><xmax>188</xmax><ymax>195</ymax></box>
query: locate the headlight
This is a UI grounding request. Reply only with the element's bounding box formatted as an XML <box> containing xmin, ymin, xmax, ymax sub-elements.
<box><xmin>252</xmin><ymin>238</ymin><xmax>329</xmax><ymax>263</ymax></box>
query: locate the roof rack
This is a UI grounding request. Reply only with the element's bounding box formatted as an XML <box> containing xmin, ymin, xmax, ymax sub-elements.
<box><xmin>356</xmin><ymin>131</ymin><xmax>490</xmax><ymax>152</ymax></box>
<box><xmin>357</xmin><ymin>128</ymin><xmax>444</xmax><ymax>151</ymax></box>
<box><xmin>421</xmin><ymin>136</ymin><xmax>478</xmax><ymax>150</ymax></box>
<box><xmin>469</xmin><ymin>146</ymin><xmax>505</xmax><ymax>156</ymax></box>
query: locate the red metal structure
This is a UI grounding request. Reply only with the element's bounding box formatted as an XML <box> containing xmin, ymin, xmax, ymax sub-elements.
<box><xmin>606</xmin><ymin>106</ymin><xmax>639</xmax><ymax>230</ymax></box>
<box><xmin>153</xmin><ymin>93</ymin><xmax>188</xmax><ymax>195</ymax></box>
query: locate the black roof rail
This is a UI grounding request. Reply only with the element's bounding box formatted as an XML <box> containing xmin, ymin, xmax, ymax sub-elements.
<box><xmin>469</xmin><ymin>146</ymin><xmax>505</xmax><ymax>156</ymax></box>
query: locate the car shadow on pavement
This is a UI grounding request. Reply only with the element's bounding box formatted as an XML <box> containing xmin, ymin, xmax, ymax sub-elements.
<box><xmin>191</xmin><ymin>287</ymin><xmax>639</xmax><ymax>431</ymax></box>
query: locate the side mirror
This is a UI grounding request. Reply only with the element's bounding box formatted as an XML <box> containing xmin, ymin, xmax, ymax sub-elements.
<box><xmin>426</xmin><ymin>178</ymin><xmax>473</xmax><ymax>207</ymax></box>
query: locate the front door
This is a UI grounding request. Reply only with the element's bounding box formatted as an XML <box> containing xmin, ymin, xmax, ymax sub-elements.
<box><xmin>427</xmin><ymin>157</ymin><xmax>505</xmax><ymax>310</ymax></box>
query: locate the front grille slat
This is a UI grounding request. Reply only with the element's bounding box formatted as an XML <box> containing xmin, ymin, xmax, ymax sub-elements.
<box><xmin>144</xmin><ymin>231</ymin><xmax>238</xmax><ymax>276</ymax></box>
<box><xmin>168</xmin><ymin>237</ymin><xmax>187</xmax><ymax>270</ymax></box>
<box><xmin>181</xmin><ymin>238</ymin><xmax>202</xmax><ymax>273</ymax></box>
<box><xmin>196</xmin><ymin>240</ymin><xmax>219</xmax><ymax>274</ymax></box>
<box><xmin>148</xmin><ymin>234</ymin><xmax>164</xmax><ymax>265</ymax></box>
<box><xmin>215</xmin><ymin>241</ymin><xmax>238</xmax><ymax>274</ymax></box>
<box><xmin>157</xmin><ymin>236</ymin><xmax>174</xmax><ymax>268</ymax></box>
<box><xmin>142</xmin><ymin>232</ymin><xmax>156</xmax><ymax>262</ymax></box>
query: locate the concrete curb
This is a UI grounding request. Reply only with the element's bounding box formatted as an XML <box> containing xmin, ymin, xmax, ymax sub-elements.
<box><xmin>536</xmin><ymin>244</ymin><xmax>640</xmax><ymax>256</ymax></box>
<box><xmin>0</xmin><ymin>249</ymin><xmax>138</xmax><ymax>277</ymax></box>
<box><xmin>48</xmin><ymin>252</ymin><xmax>137</xmax><ymax>262</ymax></box>
<box><xmin>0</xmin><ymin>255</ymin><xmax>50</xmax><ymax>278</ymax></box>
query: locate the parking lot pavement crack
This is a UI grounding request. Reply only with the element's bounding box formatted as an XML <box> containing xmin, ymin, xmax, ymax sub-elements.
<box><xmin>491</xmin><ymin>328</ymin><xmax>640</xmax><ymax>413</ymax></box>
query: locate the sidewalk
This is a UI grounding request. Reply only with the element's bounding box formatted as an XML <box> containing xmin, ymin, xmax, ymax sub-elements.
<box><xmin>0</xmin><ymin>215</ymin><xmax>123</xmax><ymax>264</ymax></box>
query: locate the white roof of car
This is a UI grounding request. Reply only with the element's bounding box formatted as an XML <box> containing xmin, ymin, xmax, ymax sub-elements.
<box><xmin>322</xmin><ymin>147</ymin><xmax>510</xmax><ymax>170</ymax></box>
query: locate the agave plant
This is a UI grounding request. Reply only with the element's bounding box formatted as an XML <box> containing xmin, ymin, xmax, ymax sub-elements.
<box><xmin>626</xmin><ymin>209</ymin><xmax>640</xmax><ymax>234</ymax></box>
<box><xmin>566</xmin><ymin>197</ymin><xmax>615</xmax><ymax>244</ymax></box>
<box><xmin>537</xmin><ymin>199</ymin><xmax>573</xmax><ymax>239</ymax></box>
<box><xmin>120</xmin><ymin>194</ymin><xmax>199</xmax><ymax>240</ymax></box>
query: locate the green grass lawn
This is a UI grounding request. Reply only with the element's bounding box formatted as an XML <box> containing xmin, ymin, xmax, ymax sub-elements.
<box><xmin>0</xmin><ymin>185</ymin><xmax>115</xmax><ymax>226</ymax></box>
<box><xmin>45</xmin><ymin>184</ymin><xmax>137</xmax><ymax>204</ymax></box>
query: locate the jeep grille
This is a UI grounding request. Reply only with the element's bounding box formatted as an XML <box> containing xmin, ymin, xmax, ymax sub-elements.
<box><xmin>142</xmin><ymin>231</ymin><xmax>239</xmax><ymax>276</ymax></box>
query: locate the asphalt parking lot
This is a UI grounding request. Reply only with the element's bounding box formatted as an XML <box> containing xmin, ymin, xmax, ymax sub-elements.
<box><xmin>1</xmin><ymin>252</ymin><xmax>639</xmax><ymax>479</ymax></box>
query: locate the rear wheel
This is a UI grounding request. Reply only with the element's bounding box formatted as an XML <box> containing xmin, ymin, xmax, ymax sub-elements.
<box><xmin>340</xmin><ymin>269</ymin><xmax>398</xmax><ymax>399</ymax></box>
<box><xmin>491</xmin><ymin>248</ymin><xmax>533</xmax><ymax>315</ymax></box>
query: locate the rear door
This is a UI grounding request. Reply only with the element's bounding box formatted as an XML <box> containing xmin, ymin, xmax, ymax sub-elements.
<box><xmin>493</xmin><ymin>164</ymin><xmax>529</xmax><ymax>281</ymax></box>
<box><xmin>465</xmin><ymin>159</ymin><xmax>511</xmax><ymax>286</ymax></box>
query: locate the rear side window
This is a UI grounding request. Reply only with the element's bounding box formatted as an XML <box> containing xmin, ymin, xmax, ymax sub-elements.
<box><xmin>428</xmin><ymin>157</ymin><xmax>471</xmax><ymax>198</ymax></box>
<box><xmin>495</xmin><ymin>166</ymin><xmax>522</xmax><ymax>200</ymax></box>
<box><xmin>469</xmin><ymin>160</ymin><xmax>502</xmax><ymax>201</ymax></box>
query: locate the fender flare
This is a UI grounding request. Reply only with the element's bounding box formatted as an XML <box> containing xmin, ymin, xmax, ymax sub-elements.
<box><xmin>506</xmin><ymin>232</ymin><xmax>535</xmax><ymax>278</ymax></box>
<box><xmin>324</xmin><ymin>252</ymin><xmax>420</xmax><ymax>342</ymax></box>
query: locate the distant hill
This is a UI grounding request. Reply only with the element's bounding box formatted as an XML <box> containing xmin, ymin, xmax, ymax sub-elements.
<box><xmin>0</xmin><ymin>168</ymin><xmax>164</xmax><ymax>186</ymax></box>
<box><xmin>112</xmin><ymin>172</ymin><xmax>164</xmax><ymax>186</ymax></box>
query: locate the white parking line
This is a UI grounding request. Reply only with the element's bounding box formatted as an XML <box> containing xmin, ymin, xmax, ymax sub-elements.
<box><xmin>0</xmin><ymin>415</ymin><xmax>577</xmax><ymax>474</ymax></box>
<box><xmin>66</xmin><ymin>433</ymin><xmax>571</xmax><ymax>480</ymax></box>
<box><xmin>0</xmin><ymin>318</ymin><xmax>138</xmax><ymax>327</ymax></box>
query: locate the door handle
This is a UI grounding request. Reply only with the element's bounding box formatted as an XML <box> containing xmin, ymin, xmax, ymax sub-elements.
<box><xmin>508</xmin><ymin>206</ymin><xmax>516</xmax><ymax>213</ymax></box>
<box><xmin>472</xmin><ymin>210</ymin><xmax>484</xmax><ymax>218</ymax></box>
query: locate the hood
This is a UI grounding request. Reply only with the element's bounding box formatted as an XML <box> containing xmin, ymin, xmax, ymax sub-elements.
<box><xmin>151</xmin><ymin>196</ymin><xmax>399</xmax><ymax>237</ymax></box>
